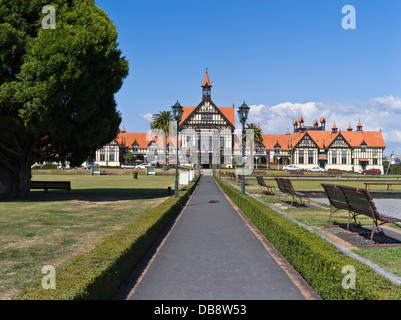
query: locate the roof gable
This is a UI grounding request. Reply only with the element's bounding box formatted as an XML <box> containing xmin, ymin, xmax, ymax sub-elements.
<box><xmin>293</xmin><ymin>132</ymin><xmax>318</xmax><ymax>149</ymax></box>
<box><xmin>327</xmin><ymin>132</ymin><xmax>352</xmax><ymax>149</ymax></box>
<box><xmin>179</xmin><ymin>98</ymin><xmax>235</xmax><ymax>129</ymax></box>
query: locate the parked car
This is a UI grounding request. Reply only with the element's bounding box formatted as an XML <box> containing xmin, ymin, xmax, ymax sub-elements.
<box><xmin>307</xmin><ymin>166</ymin><xmax>326</xmax><ymax>173</ymax></box>
<box><xmin>121</xmin><ymin>164</ymin><xmax>136</xmax><ymax>169</ymax></box>
<box><xmin>134</xmin><ymin>163</ymin><xmax>151</xmax><ymax>169</ymax></box>
<box><xmin>283</xmin><ymin>165</ymin><xmax>301</xmax><ymax>172</ymax></box>
<box><xmin>362</xmin><ymin>168</ymin><xmax>381</xmax><ymax>175</ymax></box>
<box><xmin>58</xmin><ymin>165</ymin><xmax>77</xmax><ymax>170</ymax></box>
<box><xmin>82</xmin><ymin>164</ymin><xmax>99</xmax><ymax>169</ymax></box>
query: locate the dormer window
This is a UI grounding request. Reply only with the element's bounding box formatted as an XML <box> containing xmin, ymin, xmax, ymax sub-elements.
<box><xmin>201</xmin><ymin>114</ymin><xmax>213</xmax><ymax>121</ymax></box>
<box><xmin>149</xmin><ymin>142</ymin><xmax>158</xmax><ymax>154</ymax></box>
<box><xmin>360</xmin><ymin>142</ymin><xmax>367</xmax><ymax>152</ymax></box>
<box><xmin>256</xmin><ymin>145</ymin><xmax>264</xmax><ymax>154</ymax></box>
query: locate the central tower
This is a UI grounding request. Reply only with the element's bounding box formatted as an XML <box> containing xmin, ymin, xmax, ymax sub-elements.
<box><xmin>201</xmin><ymin>68</ymin><xmax>212</xmax><ymax>99</ymax></box>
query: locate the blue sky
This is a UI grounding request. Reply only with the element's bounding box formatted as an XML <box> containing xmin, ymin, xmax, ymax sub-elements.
<box><xmin>95</xmin><ymin>0</ymin><xmax>401</xmax><ymax>154</ymax></box>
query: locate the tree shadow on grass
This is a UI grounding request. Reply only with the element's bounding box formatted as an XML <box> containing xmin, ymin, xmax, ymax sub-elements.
<box><xmin>18</xmin><ymin>188</ymin><xmax>175</xmax><ymax>202</ymax></box>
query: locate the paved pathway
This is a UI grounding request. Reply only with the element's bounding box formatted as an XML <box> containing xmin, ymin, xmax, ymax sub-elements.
<box><xmin>115</xmin><ymin>173</ymin><xmax>320</xmax><ymax>300</ymax></box>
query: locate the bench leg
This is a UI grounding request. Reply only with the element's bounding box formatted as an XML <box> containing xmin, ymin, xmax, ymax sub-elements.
<box><xmin>370</xmin><ymin>223</ymin><xmax>375</xmax><ymax>244</ymax></box>
<box><xmin>346</xmin><ymin>210</ymin><xmax>353</xmax><ymax>233</ymax></box>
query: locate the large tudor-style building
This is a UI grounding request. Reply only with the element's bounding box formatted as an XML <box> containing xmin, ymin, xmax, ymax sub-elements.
<box><xmin>94</xmin><ymin>71</ymin><xmax>386</xmax><ymax>173</ymax></box>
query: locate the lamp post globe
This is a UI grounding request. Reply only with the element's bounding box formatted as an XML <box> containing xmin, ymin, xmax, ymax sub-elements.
<box><xmin>172</xmin><ymin>101</ymin><xmax>184</xmax><ymax>122</ymax></box>
<box><xmin>238</xmin><ymin>101</ymin><xmax>250</xmax><ymax>125</ymax></box>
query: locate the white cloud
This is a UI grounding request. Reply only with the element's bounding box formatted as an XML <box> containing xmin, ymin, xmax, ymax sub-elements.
<box><xmin>369</xmin><ymin>96</ymin><xmax>401</xmax><ymax>111</ymax></box>
<box><xmin>246</xmin><ymin>96</ymin><xmax>401</xmax><ymax>154</ymax></box>
<box><xmin>140</xmin><ymin>113</ymin><xmax>153</xmax><ymax>123</ymax></box>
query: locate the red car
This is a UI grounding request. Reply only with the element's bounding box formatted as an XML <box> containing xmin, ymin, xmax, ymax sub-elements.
<box><xmin>362</xmin><ymin>169</ymin><xmax>381</xmax><ymax>175</ymax></box>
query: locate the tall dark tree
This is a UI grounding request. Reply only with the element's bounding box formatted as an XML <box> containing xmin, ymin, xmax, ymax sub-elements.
<box><xmin>0</xmin><ymin>0</ymin><xmax>129</xmax><ymax>199</ymax></box>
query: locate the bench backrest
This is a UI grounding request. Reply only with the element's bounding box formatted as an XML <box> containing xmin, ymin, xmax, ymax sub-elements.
<box><xmin>31</xmin><ymin>181</ymin><xmax>71</xmax><ymax>188</ymax></box>
<box><xmin>321</xmin><ymin>184</ymin><xmax>380</xmax><ymax>220</ymax></box>
<box><xmin>340</xmin><ymin>185</ymin><xmax>379</xmax><ymax>220</ymax></box>
<box><xmin>275</xmin><ymin>177</ymin><xmax>294</xmax><ymax>195</ymax></box>
<box><xmin>320</xmin><ymin>184</ymin><xmax>349</xmax><ymax>212</ymax></box>
<box><xmin>30</xmin><ymin>181</ymin><xmax>47</xmax><ymax>188</ymax></box>
<box><xmin>259</xmin><ymin>176</ymin><xmax>268</xmax><ymax>187</ymax></box>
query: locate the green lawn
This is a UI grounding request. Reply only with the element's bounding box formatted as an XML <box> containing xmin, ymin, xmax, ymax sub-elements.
<box><xmin>237</xmin><ymin>172</ymin><xmax>401</xmax><ymax>192</ymax></box>
<box><xmin>30</xmin><ymin>171</ymin><xmax>176</xmax><ymax>195</ymax></box>
<box><xmin>0</xmin><ymin>172</ymin><xmax>178</xmax><ymax>300</ymax></box>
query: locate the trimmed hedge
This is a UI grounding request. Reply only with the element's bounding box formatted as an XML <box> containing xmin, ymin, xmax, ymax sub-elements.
<box><xmin>215</xmin><ymin>176</ymin><xmax>401</xmax><ymax>300</ymax></box>
<box><xmin>17</xmin><ymin>175</ymin><xmax>200</xmax><ymax>300</ymax></box>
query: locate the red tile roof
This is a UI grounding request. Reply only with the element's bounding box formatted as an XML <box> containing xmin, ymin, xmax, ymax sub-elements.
<box><xmin>262</xmin><ymin>130</ymin><xmax>386</xmax><ymax>150</ymax></box>
<box><xmin>116</xmin><ymin>132</ymin><xmax>174</xmax><ymax>149</ymax></box>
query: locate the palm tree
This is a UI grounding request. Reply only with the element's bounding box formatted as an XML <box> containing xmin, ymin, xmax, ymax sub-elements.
<box><xmin>150</xmin><ymin>111</ymin><xmax>173</xmax><ymax>170</ymax></box>
<box><xmin>246</xmin><ymin>123</ymin><xmax>264</xmax><ymax>168</ymax></box>
<box><xmin>246</xmin><ymin>123</ymin><xmax>263</xmax><ymax>146</ymax></box>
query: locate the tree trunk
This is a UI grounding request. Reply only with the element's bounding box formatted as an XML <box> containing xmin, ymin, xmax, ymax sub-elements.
<box><xmin>162</xmin><ymin>134</ymin><xmax>168</xmax><ymax>171</ymax></box>
<box><xmin>0</xmin><ymin>153</ymin><xmax>33</xmax><ymax>200</ymax></box>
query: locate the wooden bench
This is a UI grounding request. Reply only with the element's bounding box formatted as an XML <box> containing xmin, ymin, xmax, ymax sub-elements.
<box><xmin>320</xmin><ymin>184</ymin><xmax>352</xmax><ymax>224</ymax></box>
<box><xmin>228</xmin><ymin>172</ymin><xmax>236</xmax><ymax>180</ymax></box>
<box><xmin>289</xmin><ymin>170</ymin><xmax>304</xmax><ymax>177</ymax></box>
<box><xmin>274</xmin><ymin>177</ymin><xmax>310</xmax><ymax>206</ymax></box>
<box><xmin>364</xmin><ymin>182</ymin><xmax>401</xmax><ymax>191</ymax></box>
<box><xmin>328</xmin><ymin>171</ymin><xmax>342</xmax><ymax>177</ymax></box>
<box><xmin>255</xmin><ymin>175</ymin><xmax>275</xmax><ymax>194</ymax></box>
<box><xmin>30</xmin><ymin>181</ymin><xmax>71</xmax><ymax>195</ymax></box>
<box><xmin>102</xmin><ymin>170</ymin><xmax>117</xmax><ymax>175</ymax></box>
<box><xmin>321</xmin><ymin>183</ymin><xmax>401</xmax><ymax>244</ymax></box>
<box><xmin>231</xmin><ymin>173</ymin><xmax>251</xmax><ymax>186</ymax></box>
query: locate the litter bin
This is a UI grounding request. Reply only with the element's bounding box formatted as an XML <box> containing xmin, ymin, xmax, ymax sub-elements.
<box><xmin>133</xmin><ymin>172</ymin><xmax>138</xmax><ymax>179</ymax></box>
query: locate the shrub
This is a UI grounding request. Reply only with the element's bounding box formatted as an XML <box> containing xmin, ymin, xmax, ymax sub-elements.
<box><xmin>40</xmin><ymin>163</ymin><xmax>58</xmax><ymax>170</ymax></box>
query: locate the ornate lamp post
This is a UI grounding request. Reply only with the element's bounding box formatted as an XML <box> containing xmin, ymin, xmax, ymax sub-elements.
<box><xmin>238</xmin><ymin>102</ymin><xmax>250</xmax><ymax>195</ymax></box>
<box><xmin>219</xmin><ymin>144</ymin><xmax>223</xmax><ymax>179</ymax></box>
<box><xmin>172</xmin><ymin>101</ymin><xmax>183</xmax><ymax>198</ymax></box>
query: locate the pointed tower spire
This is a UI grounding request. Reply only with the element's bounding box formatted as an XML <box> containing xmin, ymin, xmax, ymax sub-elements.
<box><xmin>201</xmin><ymin>68</ymin><xmax>212</xmax><ymax>98</ymax></box>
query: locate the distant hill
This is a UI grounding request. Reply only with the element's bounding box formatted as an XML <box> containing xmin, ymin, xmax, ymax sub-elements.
<box><xmin>384</xmin><ymin>154</ymin><xmax>401</xmax><ymax>162</ymax></box>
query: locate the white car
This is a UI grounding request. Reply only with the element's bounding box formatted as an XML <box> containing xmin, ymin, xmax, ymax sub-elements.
<box><xmin>121</xmin><ymin>164</ymin><xmax>136</xmax><ymax>169</ymax></box>
<box><xmin>283</xmin><ymin>165</ymin><xmax>301</xmax><ymax>172</ymax></box>
<box><xmin>307</xmin><ymin>166</ymin><xmax>326</xmax><ymax>173</ymax></box>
